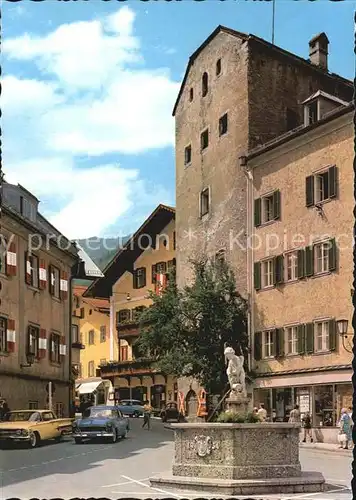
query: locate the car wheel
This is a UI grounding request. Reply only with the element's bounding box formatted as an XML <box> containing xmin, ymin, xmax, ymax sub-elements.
<box><xmin>55</xmin><ymin>432</ymin><xmax>63</xmax><ymax>443</ymax></box>
<box><xmin>74</xmin><ymin>437</ymin><xmax>83</xmax><ymax>444</ymax></box>
<box><xmin>29</xmin><ymin>431</ymin><xmax>40</xmax><ymax>448</ymax></box>
<box><xmin>133</xmin><ymin>411</ymin><xmax>140</xmax><ymax>418</ymax></box>
<box><xmin>112</xmin><ymin>430</ymin><xmax>118</xmax><ymax>443</ymax></box>
<box><xmin>121</xmin><ymin>428</ymin><xmax>128</xmax><ymax>439</ymax></box>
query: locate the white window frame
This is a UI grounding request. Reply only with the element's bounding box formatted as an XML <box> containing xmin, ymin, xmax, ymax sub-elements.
<box><xmin>315</xmin><ymin>170</ymin><xmax>329</xmax><ymax>203</ymax></box>
<box><xmin>88</xmin><ymin>330</ymin><xmax>95</xmax><ymax>345</ymax></box>
<box><xmin>284</xmin><ymin>251</ymin><xmax>298</xmax><ymax>282</ymax></box>
<box><xmin>285</xmin><ymin>325</ymin><xmax>298</xmax><ymax>356</ymax></box>
<box><xmin>262</xmin><ymin>194</ymin><xmax>274</xmax><ymax>224</ymax></box>
<box><xmin>262</xmin><ymin>330</ymin><xmax>274</xmax><ymax>359</ymax></box>
<box><xmin>55</xmin><ymin>402</ymin><xmax>63</xmax><ymax>418</ymax></box>
<box><xmin>314</xmin><ymin>321</ymin><xmax>330</xmax><ymax>352</ymax></box>
<box><xmin>136</xmin><ymin>268</ymin><xmax>146</xmax><ymax>288</ymax></box>
<box><xmin>261</xmin><ymin>259</ymin><xmax>274</xmax><ymax>288</ymax></box>
<box><xmin>314</xmin><ymin>241</ymin><xmax>329</xmax><ymax>275</ymax></box>
<box><xmin>88</xmin><ymin>360</ymin><xmax>95</xmax><ymax>377</ymax></box>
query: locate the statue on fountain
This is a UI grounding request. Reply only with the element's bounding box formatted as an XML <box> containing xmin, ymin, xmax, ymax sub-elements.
<box><xmin>224</xmin><ymin>346</ymin><xmax>247</xmax><ymax>399</ymax></box>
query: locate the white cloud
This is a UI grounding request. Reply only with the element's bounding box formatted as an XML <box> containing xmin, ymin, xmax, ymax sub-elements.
<box><xmin>3</xmin><ymin>6</ymin><xmax>178</xmax><ymax>238</ymax></box>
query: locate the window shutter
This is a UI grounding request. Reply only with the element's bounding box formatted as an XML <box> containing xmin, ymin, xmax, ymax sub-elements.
<box><xmin>6</xmin><ymin>319</ymin><xmax>16</xmax><ymax>353</ymax></box>
<box><xmin>49</xmin><ymin>265</ymin><xmax>55</xmax><ymax>295</ymax></box>
<box><xmin>271</xmin><ymin>331</ymin><xmax>277</xmax><ymax>357</ymax></box>
<box><xmin>273</xmin><ymin>190</ymin><xmax>281</xmax><ymax>220</ymax></box>
<box><xmin>297</xmin><ymin>249</ymin><xmax>305</xmax><ymax>279</ymax></box>
<box><xmin>39</xmin><ymin>259</ymin><xmax>47</xmax><ymax>289</ymax></box>
<box><xmin>6</xmin><ymin>241</ymin><xmax>17</xmax><ymax>276</ymax></box>
<box><xmin>275</xmin><ymin>255</ymin><xmax>284</xmax><ymax>285</ymax></box>
<box><xmin>60</xmin><ymin>271</ymin><xmax>68</xmax><ymax>300</ymax></box>
<box><xmin>254</xmin><ymin>198</ymin><xmax>261</xmax><ymax>227</ymax></box>
<box><xmin>60</xmin><ymin>335</ymin><xmax>66</xmax><ymax>361</ymax></box>
<box><xmin>254</xmin><ymin>262</ymin><xmax>261</xmax><ymax>290</ymax></box>
<box><xmin>133</xmin><ymin>270</ymin><xmax>137</xmax><ymax>289</ymax></box>
<box><xmin>254</xmin><ymin>332</ymin><xmax>262</xmax><ymax>361</ymax></box>
<box><xmin>275</xmin><ymin>328</ymin><xmax>285</xmax><ymax>357</ymax></box>
<box><xmin>297</xmin><ymin>324</ymin><xmax>305</xmax><ymax>354</ymax></box>
<box><xmin>25</xmin><ymin>252</ymin><xmax>32</xmax><ymax>285</ymax></box>
<box><xmin>142</xmin><ymin>268</ymin><xmax>147</xmax><ymax>287</ymax></box>
<box><xmin>305</xmin><ymin>246</ymin><xmax>314</xmax><ymax>277</ymax></box>
<box><xmin>328</xmin><ymin>319</ymin><xmax>337</xmax><ymax>351</ymax></box>
<box><xmin>38</xmin><ymin>329</ymin><xmax>47</xmax><ymax>359</ymax></box>
<box><xmin>306</xmin><ymin>175</ymin><xmax>314</xmax><ymax>207</ymax></box>
<box><xmin>152</xmin><ymin>264</ymin><xmax>157</xmax><ymax>284</ymax></box>
<box><xmin>328</xmin><ymin>166</ymin><xmax>337</xmax><ymax>199</ymax></box>
<box><xmin>305</xmin><ymin>323</ymin><xmax>314</xmax><ymax>354</ymax></box>
<box><xmin>328</xmin><ymin>238</ymin><xmax>337</xmax><ymax>271</ymax></box>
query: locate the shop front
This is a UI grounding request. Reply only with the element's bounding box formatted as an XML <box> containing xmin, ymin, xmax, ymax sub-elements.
<box><xmin>253</xmin><ymin>369</ymin><xmax>352</xmax><ymax>443</ymax></box>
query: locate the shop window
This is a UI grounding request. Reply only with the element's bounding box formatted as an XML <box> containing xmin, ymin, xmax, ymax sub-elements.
<box><xmin>314</xmin><ymin>385</ymin><xmax>335</xmax><ymax>427</ymax></box>
<box><xmin>285</xmin><ymin>326</ymin><xmax>298</xmax><ymax>355</ymax></box>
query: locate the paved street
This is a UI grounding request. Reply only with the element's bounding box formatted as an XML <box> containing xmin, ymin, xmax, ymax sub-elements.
<box><xmin>0</xmin><ymin>418</ymin><xmax>352</xmax><ymax>500</ymax></box>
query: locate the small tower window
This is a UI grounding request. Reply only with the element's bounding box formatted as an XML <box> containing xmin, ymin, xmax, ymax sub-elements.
<box><xmin>202</xmin><ymin>72</ymin><xmax>208</xmax><ymax>97</ymax></box>
<box><xmin>216</xmin><ymin>59</ymin><xmax>221</xmax><ymax>76</ymax></box>
<box><xmin>189</xmin><ymin>88</ymin><xmax>193</xmax><ymax>102</ymax></box>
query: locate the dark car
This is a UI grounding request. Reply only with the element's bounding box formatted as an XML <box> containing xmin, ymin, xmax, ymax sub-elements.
<box><xmin>160</xmin><ymin>402</ymin><xmax>183</xmax><ymax>423</ymax></box>
<box><xmin>72</xmin><ymin>406</ymin><xmax>129</xmax><ymax>444</ymax></box>
<box><xmin>116</xmin><ymin>399</ymin><xmax>144</xmax><ymax>418</ymax></box>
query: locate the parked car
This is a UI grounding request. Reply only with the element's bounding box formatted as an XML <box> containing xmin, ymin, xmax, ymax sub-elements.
<box><xmin>160</xmin><ymin>402</ymin><xmax>183</xmax><ymax>423</ymax></box>
<box><xmin>0</xmin><ymin>410</ymin><xmax>73</xmax><ymax>449</ymax></box>
<box><xmin>116</xmin><ymin>399</ymin><xmax>144</xmax><ymax>418</ymax></box>
<box><xmin>72</xmin><ymin>405</ymin><xmax>129</xmax><ymax>444</ymax></box>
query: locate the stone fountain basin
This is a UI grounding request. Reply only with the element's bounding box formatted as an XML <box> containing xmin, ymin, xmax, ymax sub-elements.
<box><xmin>150</xmin><ymin>422</ymin><xmax>325</xmax><ymax>495</ymax></box>
<box><xmin>170</xmin><ymin>422</ymin><xmax>302</xmax><ymax>480</ymax></box>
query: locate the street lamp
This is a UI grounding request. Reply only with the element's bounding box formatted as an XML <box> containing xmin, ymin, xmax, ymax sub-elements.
<box><xmin>336</xmin><ymin>319</ymin><xmax>352</xmax><ymax>354</ymax></box>
<box><xmin>20</xmin><ymin>352</ymin><xmax>35</xmax><ymax>368</ymax></box>
<box><xmin>113</xmin><ymin>292</ymin><xmax>131</xmax><ymax>301</ymax></box>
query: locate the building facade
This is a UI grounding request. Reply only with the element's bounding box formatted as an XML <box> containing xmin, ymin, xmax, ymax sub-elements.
<box><xmin>85</xmin><ymin>205</ymin><xmax>176</xmax><ymax>409</ymax></box>
<box><xmin>0</xmin><ymin>182</ymin><xmax>79</xmax><ymax>416</ymax></box>
<box><xmin>246</xmin><ymin>100</ymin><xmax>353</xmax><ymax>441</ymax></box>
<box><xmin>72</xmin><ymin>284</ymin><xmax>110</xmax><ymax>379</ymax></box>
<box><xmin>174</xmin><ymin>26</ymin><xmax>352</xmax><ymax>411</ymax></box>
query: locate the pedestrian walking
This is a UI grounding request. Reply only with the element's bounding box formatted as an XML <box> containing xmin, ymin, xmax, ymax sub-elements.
<box><xmin>338</xmin><ymin>408</ymin><xmax>352</xmax><ymax>450</ymax></box>
<box><xmin>289</xmin><ymin>405</ymin><xmax>301</xmax><ymax>424</ymax></box>
<box><xmin>142</xmin><ymin>400</ymin><xmax>153</xmax><ymax>430</ymax></box>
<box><xmin>0</xmin><ymin>399</ymin><xmax>10</xmax><ymax>421</ymax></box>
<box><xmin>257</xmin><ymin>403</ymin><xmax>267</xmax><ymax>422</ymax></box>
<box><xmin>302</xmin><ymin>412</ymin><xmax>313</xmax><ymax>443</ymax></box>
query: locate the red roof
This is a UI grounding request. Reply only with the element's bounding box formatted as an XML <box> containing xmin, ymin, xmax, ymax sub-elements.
<box><xmin>73</xmin><ymin>285</ymin><xmax>109</xmax><ymax>311</ymax></box>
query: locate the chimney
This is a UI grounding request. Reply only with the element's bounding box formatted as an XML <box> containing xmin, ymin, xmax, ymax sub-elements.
<box><xmin>309</xmin><ymin>33</ymin><xmax>329</xmax><ymax>71</ymax></box>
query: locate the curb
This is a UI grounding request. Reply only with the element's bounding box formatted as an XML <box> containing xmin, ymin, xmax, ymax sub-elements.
<box><xmin>300</xmin><ymin>443</ymin><xmax>353</xmax><ymax>453</ymax></box>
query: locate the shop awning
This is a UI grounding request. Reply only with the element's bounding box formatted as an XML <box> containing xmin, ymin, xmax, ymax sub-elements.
<box><xmin>77</xmin><ymin>380</ymin><xmax>103</xmax><ymax>394</ymax></box>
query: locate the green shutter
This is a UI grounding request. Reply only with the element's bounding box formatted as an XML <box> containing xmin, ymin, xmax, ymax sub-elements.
<box><xmin>152</xmin><ymin>264</ymin><xmax>156</xmax><ymax>284</ymax></box>
<box><xmin>306</xmin><ymin>175</ymin><xmax>314</xmax><ymax>207</ymax></box>
<box><xmin>305</xmin><ymin>246</ymin><xmax>314</xmax><ymax>277</ymax></box>
<box><xmin>276</xmin><ymin>328</ymin><xmax>285</xmax><ymax>357</ymax></box>
<box><xmin>328</xmin><ymin>166</ymin><xmax>337</xmax><ymax>199</ymax></box>
<box><xmin>133</xmin><ymin>270</ymin><xmax>137</xmax><ymax>289</ymax></box>
<box><xmin>305</xmin><ymin>323</ymin><xmax>314</xmax><ymax>354</ymax></box>
<box><xmin>275</xmin><ymin>255</ymin><xmax>284</xmax><ymax>284</ymax></box>
<box><xmin>297</xmin><ymin>249</ymin><xmax>305</xmax><ymax>279</ymax></box>
<box><xmin>254</xmin><ymin>262</ymin><xmax>261</xmax><ymax>290</ymax></box>
<box><xmin>142</xmin><ymin>268</ymin><xmax>147</xmax><ymax>287</ymax></box>
<box><xmin>328</xmin><ymin>319</ymin><xmax>337</xmax><ymax>351</ymax></box>
<box><xmin>254</xmin><ymin>198</ymin><xmax>262</xmax><ymax>227</ymax></box>
<box><xmin>297</xmin><ymin>324</ymin><xmax>305</xmax><ymax>354</ymax></box>
<box><xmin>273</xmin><ymin>190</ymin><xmax>281</xmax><ymax>220</ymax></box>
<box><xmin>328</xmin><ymin>238</ymin><xmax>337</xmax><ymax>271</ymax></box>
<box><xmin>254</xmin><ymin>332</ymin><xmax>262</xmax><ymax>361</ymax></box>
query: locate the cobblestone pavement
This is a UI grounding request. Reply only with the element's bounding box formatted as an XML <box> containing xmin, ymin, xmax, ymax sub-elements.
<box><xmin>0</xmin><ymin>419</ymin><xmax>352</xmax><ymax>500</ymax></box>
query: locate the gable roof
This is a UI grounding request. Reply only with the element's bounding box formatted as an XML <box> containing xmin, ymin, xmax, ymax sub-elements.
<box><xmin>172</xmin><ymin>25</ymin><xmax>352</xmax><ymax>116</ymax></box>
<box><xmin>84</xmin><ymin>204</ymin><xmax>175</xmax><ymax>299</ymax></box>
<box><xmin>73</xmin><ymin>284</ymin><xmax>109</xmax><ymax>312</ymax></box>
<box><xmin>75</xmin><ymin>242</ymin><xmax>105</xmax><ymax>279</ymax></box>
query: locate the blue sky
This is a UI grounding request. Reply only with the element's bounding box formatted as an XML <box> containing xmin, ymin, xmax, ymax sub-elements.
<box><xmin>3</xmin><ymin>0</ymin><xmax>355</xmax><ymax>240</ymax></box>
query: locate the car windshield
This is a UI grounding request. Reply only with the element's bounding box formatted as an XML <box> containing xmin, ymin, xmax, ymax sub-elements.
<box><xmin>4</xmin><ymin>411</ymin><xmax>41</xmax><ymax>422</ymax></box>
<box><xmin>83</xmin><ymin>408</ymin><xmax>113</xmax><ymax>419</ymax></box>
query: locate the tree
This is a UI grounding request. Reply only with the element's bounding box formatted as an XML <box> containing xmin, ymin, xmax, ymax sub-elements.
<box><xmin>134</xmin><ymin>258</ymin><xmax>248</xmax><ymax>395</ymax></box>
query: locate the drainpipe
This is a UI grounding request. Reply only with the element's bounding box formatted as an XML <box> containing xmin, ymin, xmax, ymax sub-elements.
<box><xmin>68</xmin><ymin>258</ymin><xmax>81</xmax><ymax>417</ymax></box>
<box><xmin>239</xmin><ymin>155</ymin><xmax>255</xmax><ymax>377</ymax></box>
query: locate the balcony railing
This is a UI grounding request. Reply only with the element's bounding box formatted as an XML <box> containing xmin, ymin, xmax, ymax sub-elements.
<box><xmin>100</xmin><ymin>358</ymin><xmax>155</xmax><ymax>374</ymax></box>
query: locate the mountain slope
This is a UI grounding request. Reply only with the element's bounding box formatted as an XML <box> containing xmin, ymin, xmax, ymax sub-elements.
<box><xmin>77</xmin><ymin>236</ymin><xmax>130</xmax><ymax>271</ymax></box>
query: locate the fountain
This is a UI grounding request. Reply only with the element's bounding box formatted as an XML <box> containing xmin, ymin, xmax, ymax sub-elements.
<box><xmin>150</xmin><ymin>346</ymin><xmax>325</xmax><ymax>495</ymax></box>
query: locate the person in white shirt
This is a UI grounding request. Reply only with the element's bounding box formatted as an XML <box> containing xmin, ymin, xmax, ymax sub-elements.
<box><xmin>257</xmin><ymin>403</ymin><xmax>267</xmax><ymax>422</ymax></box>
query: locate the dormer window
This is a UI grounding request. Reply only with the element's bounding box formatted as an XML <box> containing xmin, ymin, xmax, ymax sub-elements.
<box><xmin>307</xmin><ymin>101</ymin><xmax>318</xmax><ymax>125</ymax></box>
<box><xmin>202</xmin><ymin>72</ymin><xmax>208</xmax><ymax>97</ymax></box>
<box><xmin>302</xmin><ymin>90</ymin><xmax>349</xmax><ymax>127</ymax></box>
<box><xmin>20</xmin><ymin>196</ymin><xmax>36</xmax><ymax>222</ymax></box>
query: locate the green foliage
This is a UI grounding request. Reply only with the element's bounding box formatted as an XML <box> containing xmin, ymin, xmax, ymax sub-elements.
<box><xmin>216</xmin><ymin>411</ymin><xmax>260</xmax><ymax>423</ymax></box>
<box><xmin>134</xmin><ymin>258</ymin><xmax>248</xmax><ymax>395</ymax></box>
